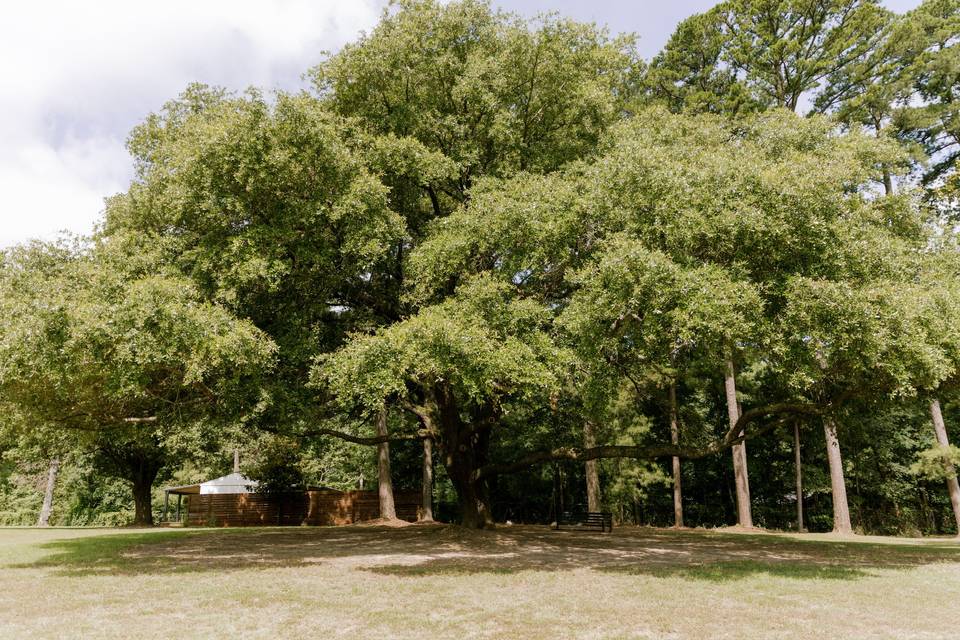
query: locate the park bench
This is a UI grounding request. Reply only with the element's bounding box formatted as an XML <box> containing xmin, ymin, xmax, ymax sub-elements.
<box><xmin>554</xmin><ymin>510</ymin><xmax>613</xmax><ymax>533</ymax></box>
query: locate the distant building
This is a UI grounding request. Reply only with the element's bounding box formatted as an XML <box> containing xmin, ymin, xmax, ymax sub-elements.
<box><xmin>162</xmin><ymin>474</ymin><xmax>420</xmax><ymax>526</ymax></box>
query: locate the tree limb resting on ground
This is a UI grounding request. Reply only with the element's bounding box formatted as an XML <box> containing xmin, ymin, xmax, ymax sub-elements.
<box><xmin>287</xmin><ymin>400</ymin><xmax>821</xmax><ymax>474</ymax></box>
<box><xmin>475</xmin><ymin>403</ymin><xmax>818</xmax><ymax>480</ymax></box>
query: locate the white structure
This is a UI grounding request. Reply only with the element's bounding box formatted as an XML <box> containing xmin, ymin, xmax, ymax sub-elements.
<box><xmin>199</xmin><ymin>472</ymin><xmax>258</xmax><ymax>495</ymax></box>
<box><xmin>162</xmin><ymin>470</ymin><xmax>258</xmax><ymax>522</ymax></box>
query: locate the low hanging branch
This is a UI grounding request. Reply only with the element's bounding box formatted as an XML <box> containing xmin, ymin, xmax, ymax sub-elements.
<box><xmin>257</xmin><ymin>398</ymin><xmax>431</xmax><ymax>446</ymax></box>
<box><xmin>288</xmin><ymin>398</ymin><xmax>822</xmax><ymax>475</ymax></box>
<box><xmin>474</xmin><ymin>402</ymin><xmax>821</xmax><ymax>480</ymax></box>
<box><xmin>718</xmin><ymin>402</ymin><xmax>822</xmax><ymax>446</ymax></box>
<box><xmin>263</xmin><ymin>424</ymin><xmax>426</xmax><ymax>446</ymax></box>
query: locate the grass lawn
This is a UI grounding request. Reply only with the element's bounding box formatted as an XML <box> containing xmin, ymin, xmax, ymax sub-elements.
<box><xmin>0</xmin><ymin>524</ymin><xmax>958</xmax><ymax>639</ymax></box>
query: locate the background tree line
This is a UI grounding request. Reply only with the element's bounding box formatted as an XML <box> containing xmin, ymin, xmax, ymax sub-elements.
<box><xmin>1</xmin><ymin>0</ymin><xmax>959</xmax><ymax>534</ymax></box>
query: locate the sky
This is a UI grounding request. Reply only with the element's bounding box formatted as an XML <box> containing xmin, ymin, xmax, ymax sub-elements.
<box><xmin>0</xmin><ymin>0</ymin><xmax>923</xmax><ymax>248</ymax></box>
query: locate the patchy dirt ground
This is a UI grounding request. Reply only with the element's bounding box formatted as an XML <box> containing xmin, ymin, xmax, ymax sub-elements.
<box><xmin>1</xmin><ymin>525</ymin><xmax>959</xmax><ymax>639</ymax></box>
<box><xmin>81</xmin><ymin>523</ymin><xmax>960</xmax><ymax>577</ymax></box>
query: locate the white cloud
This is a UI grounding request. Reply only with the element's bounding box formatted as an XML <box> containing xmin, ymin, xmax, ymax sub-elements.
<box><xmin>0</xmin><ymin>0</ymin><xmax>922</xmax><ymax>249</ymax></box>
<box><xmin>0</xmin><ymin>0</ymin><xmax>383</xmax><ymax>248</ymax></box>
<box><xmin>0</xmin><ymin>136</ymin><xmax>129</xmax><ymax>247</ymax></box>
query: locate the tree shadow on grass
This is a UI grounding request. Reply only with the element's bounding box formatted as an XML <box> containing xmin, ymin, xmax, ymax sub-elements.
<box><xmin>9</xmin><ymin>524</ymin><xmax>477</xmax><ymax>577</ymax></box>
<box><xmin>7</xmin><ymin>525</ymin><xmax>960</xmax><ymax>582</ymax></box>
<box><xmin>597</xmin><ymin>559</ymin><xmax>871</xmax><ymax>581</ymax></box>
<box><xmin>368</xmin><ymin>558</ymin><xmax>869</xmax><ymax>581</ymax></box>
<box><xmin>361</xmin><ymin>528</ymin><xmax>960</xmax><ymax>581</ymax></box>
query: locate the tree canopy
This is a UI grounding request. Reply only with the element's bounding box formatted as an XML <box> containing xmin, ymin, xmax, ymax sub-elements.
<box><xmin>3</xmin><ymin>0</ymin><xmax>960</xmax><ymax>534</ymax></box>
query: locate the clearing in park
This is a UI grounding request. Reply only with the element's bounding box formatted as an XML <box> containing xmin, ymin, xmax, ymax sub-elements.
<box><xmin>1</xmin><ymin>524</ymin><xmax>958</xmax><ymax>639</ymax></box>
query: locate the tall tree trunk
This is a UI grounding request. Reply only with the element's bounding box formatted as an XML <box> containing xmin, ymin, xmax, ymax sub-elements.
<box><xmin>37</xmin><ymin>458</ymin><xmax>59</xmax><ymax>527</ymax></box>
<box><xmin>823</xmin><ymin>417</ymin><xmax>853</xmax><ymax>534</ymax></box>
<box><xmin>584</xmin><ymin>421</ymin><xmax>601</xmax><ymax>513</ymax></box>
<box><xmin>551</xmin><ymin>464</ymin><xmax>560</xmax><ymax>522</ymax></box>
<box><xmin>420</xmin><ymin>437</ymin><xmax>434</xmax><ymax>522</ymax></box>
<box><xmin>724</xmin><ymin>355</ymin><xmax>753</xmax><ymax>528</ymax></box>
<box><xmin>376</xmin><ymin>404</ymin><xmax>397</xmax><ymax>520</ymax></box>
<box><xmin>929</xmin><ymin>398</ymin><xmax>960</xmax><ymax>535</ymax></box>
<box><xmin>670</xmin><ymin>382</ymin><xmax>683</xmax><ymax>528</ymax></box>
<box><xmin>794</xmin><ymin>422</ymin><xmax>805</xmax><ymax>532</ymax></box>
<box><xmin>876</xmin><ymin>123</ymin><xmax>895</xmax><ymax>197</ymax></box>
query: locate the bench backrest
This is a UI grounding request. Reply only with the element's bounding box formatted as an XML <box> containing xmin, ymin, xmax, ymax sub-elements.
<box><xmin>558</xmin><ymin>511</ymin><xmax>613</xmax><ymax>530</ymax></box>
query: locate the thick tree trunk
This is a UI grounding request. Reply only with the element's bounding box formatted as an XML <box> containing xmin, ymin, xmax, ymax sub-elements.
<box><xmin>131</xmin><ymin>468</ymin><xmax>157</xmax><ymax>526</ymax></box>
<box><xmin>420</xmin><ymin>437</ymin><xmax>434</xmax><ymax>522</ymax></box>
<box><xmin>584</xmin><ymin>421</ymin><xmax>601</xmax><ymax>513</ymax></box>
<box><xmin>794</xmin><ymin>422</ymin><xmax>805</xmax><ymax>532</ymax></box>
<box><xmin>376</xmin><ymin>404</ymin><xmax>397</xmax><ymax>521</ymax></box>
<box><xmin>446</xmin><ymin>448</ymin><xmax>493</xmax><ymax>529</ymax></box>
<box><xmin>465</xmin><ymin>427</ymin><xmax>495</xmax><ymax>529</ymax></box>
<box><xmin>823</xmin><ymin>417</ymin><xmax>853</xmax><ymax>534</ymax></box>
<box><xmin>428</xmin><ymin>384</ymin><xmax>494</xmax><ymax>529</ymax></box>
<box><xmin>670</xmin><ymin>383</ymin><xmax>683</xmax><ymax>528</ymax></box>
<box><xmin>724</xmin><ymin>356</ymin><xmax>753</xmax><ymax>528</ymax></box>
<box><xmin>37</xmin><ymin>458</ymin><xmax>59</xmax><ymax>527</ymax></box>
<box><xmin>929</xmin><ymin>398</ymin><xmax>960</xmax><ymax>535</ymax></box>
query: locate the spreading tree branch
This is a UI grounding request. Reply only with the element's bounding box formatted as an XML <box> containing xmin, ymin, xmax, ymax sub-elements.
<box><xmin>475</xmin><ymin>403</ymin><xmax>819</xmax><ymax>480</ymax></box>
<box><xmin>262</xmin><ymin>424</ymin><xmax>424</xmax><ymax>446</ymax></box>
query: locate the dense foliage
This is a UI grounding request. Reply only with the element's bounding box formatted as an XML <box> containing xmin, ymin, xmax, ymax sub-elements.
<box><xmin>2</xmin><ymin>0</ymin><xmax>960</xmax><ymax>534</ymax></box>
